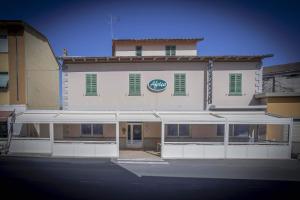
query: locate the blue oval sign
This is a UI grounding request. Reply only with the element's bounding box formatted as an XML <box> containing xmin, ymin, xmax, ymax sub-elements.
<box><xmin>148</xmin><ymin>79</ymin><xmax>167</xmax><ymax>92</ymax></box>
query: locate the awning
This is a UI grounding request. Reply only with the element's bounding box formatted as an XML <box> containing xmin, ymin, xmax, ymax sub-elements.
<box><xmin>0</xmin><ymin>73</ymin><xmax>9</xmax><ymax>89</ymax></box>
<box><xmin>118</xmin><ymin>112</ymin><xmax>160</xmax><ymax>122</ymax></box>
<box><xmin>15</xmin><ymin>111</ymin><xmax>117</xmax><ymax>124</ymax></box>
<box><xmin>158</xmin><ymin>112</ymin><xmax>225</xmax><ymax>123</ymax></box>
<box><xmin>14</xmin><ymin>110</ymin><xmax>292</xmax><ymax>125</ymax></box>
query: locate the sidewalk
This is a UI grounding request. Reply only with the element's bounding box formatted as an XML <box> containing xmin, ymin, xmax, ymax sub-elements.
<box><xmin>117</xmin><ymin>159</ymin><xmax>300</xmax><ymax>181</ymax></box>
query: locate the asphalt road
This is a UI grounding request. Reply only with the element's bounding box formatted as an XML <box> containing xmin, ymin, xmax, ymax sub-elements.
<box><xmin>0</xmin><ymin>156</ymin><xmax>299</xmax><ymax>200</ymax></box>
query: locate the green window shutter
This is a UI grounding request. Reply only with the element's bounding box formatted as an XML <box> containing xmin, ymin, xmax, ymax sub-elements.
<box><xmin>86</xmin><ymin>74</ymin><xmax>97</xmax><ymax>96</ymax></box>
<box><xmin>171</xmin><ymin>45</ymin><xmax>176</xmax><ymax>56</ymax></box>
<box><xmin>165</xmin><ymin>46</ymin><xmax>170</xmax><ymax>56</ymax></box>
<box><xmin>174</xmin><ymin>73</ymin><xmax>186</xmax><ymax>96</ymax></box>
<box><xmin>129</xmin><ymin>74</ymin><xmax>141</xmax><ymax>96</ymax></box>
<box><xmin>136</xmin><ymin>46</ymin><xmax>142</xmax><ymax>56</ymax></box>
<box><xmin>229</xmin><ymin>73</ymin><xmax>242</xmax><ymax>96</ymax></box>
<box><xmin>166</xmin><ymin>45</ymin><xmax>176</xmax><ymax>56</ymax></box>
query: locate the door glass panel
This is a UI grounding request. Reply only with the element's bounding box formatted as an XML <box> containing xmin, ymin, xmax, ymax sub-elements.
<box><xmin>133</xmin><ymin>125</ymin><xmax>142</xmax><ymax>140</ymax></box>
<box><xmin>127</xmin><ymin>125</ymin><xmax>131</xmax><ymax>140</ymax></box>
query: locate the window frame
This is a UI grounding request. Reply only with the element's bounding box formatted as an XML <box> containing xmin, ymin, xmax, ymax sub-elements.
<box><xmin>135</xmin><ymin>46</ymin><xmax>142</xmax><ymax>56</ymax></box>
<box><xmin>85</xmin><ymin>73</ymin><xmax>97</xmax><ymax>96</ymax></box>
<box><xmin>166</xmin><ymin>124</ymin><xmax>191</xmax><ymax>137</ymax></box>
<box><xmin>165</xmin><ymin>45</ymin><xmax>176</xmax><ymax>56</ymax></box>
<box><xmin>80</xmin><ymin>124</ymin><xmax>103</xmax><ymax>137</ymax></box>
<box><xmin>174</xmin><ymin>73</ymin><xmax>186</xmax><ymax>96</ymax></box>
<box><xmin>0</xmin><ymin>33</ymin><xmax>8</xmax><ymax>53</ymax></box>
<box><xmin>229</xmin><ymin>73</ymin><xmax>242</xmax><ymax>96</ymax></box>
<box><xmin>129</xmin><ymin>73</ymin><xmax>141</xmax><ymax>96</ymax></box>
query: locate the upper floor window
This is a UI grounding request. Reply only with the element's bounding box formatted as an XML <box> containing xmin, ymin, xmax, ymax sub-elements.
<box><xmin>174</xmin><ymin>73</ymin><xmax>186</xmax><ymax>96</ymax></box>
<box><xmin>165</xmin><ymin>45</ymin><xmax>176</xmax><ymax>56</ymax></box>
<box><xmin>135</xmin><ymin>46</ymin><xmax>142</xmax><ymax>56</ymax></box>
<box><xmin>229</xmin><ymin>73</ymin><xmax>242</xmax><ymax>96</ymax></box>
<box><xmin>129</xmin><ymin>73</ymin><xmax>141</xmax><ymax>96</ymax></box>
<box><xmin>0</xmin><ymin>33</ymin><xmax>8</xmax><ymax>53</ymax></box>
<box><xmin>85</xmin><ymin>74</ymin><xmax>97</xmax><ymax>96</ymax></box>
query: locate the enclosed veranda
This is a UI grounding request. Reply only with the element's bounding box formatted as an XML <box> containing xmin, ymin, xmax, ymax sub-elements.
<box><xmin>10</xmin><ymin>110</ymin><xmax>293</xmax><ymax>159</ymax></box>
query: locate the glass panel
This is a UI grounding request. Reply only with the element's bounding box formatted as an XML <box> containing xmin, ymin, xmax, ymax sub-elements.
<box><xmin>179</xmin><ymin>124</ymin><xmax>189</xmax><ymax>136</ymax></box>
<box><xmin>166</xmin><ymin>124</ymin><xmax>178</xmax><ymax>136</ymax></box>
<box><xmin>127</xmin><ymin>124</ymin><xmax>131</xmax><ymax>140</ymax></box>
<box><xmin>0</xmin><ymin>122</ymin><xmax>8</xmax><ymax>138</ymax></box>
<box><xmin>93</xmin><ymin>124</ymin><xmax>103</xmax><ymax>135</ymax></box>
<box><xmin>133</xmin><ymin>125</ymin><xmax>142</xmax><ymax>140</ymax></box>
<box><xmin>165</xmin><ymin>124</ymin><xmax>224</xmax><ymax>142</ymax></box>
<box><xmin>81</xmin><ymin>124</ymin><xmax>92</xmax><ymax>135</ymax></box>
<box><xmin>229</xmin><ymin>124</ymin><xmax>289</xmax><ymax>143</ymax></box>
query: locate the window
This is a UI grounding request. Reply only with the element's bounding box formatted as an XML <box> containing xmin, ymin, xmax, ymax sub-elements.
<box><xmin>136</xmin><ymin>46</ymin><xmax>142</xmax><ymax>56</ymax></box>
<box><xmin>0</xmin><ymin>72</ymin><xmax>9</xmax><ymax>90</ymax></box>
<box><xmin>166</xmin><ymin>124</ymin><xmax>190</xmax><ymax>137</ymax></box>
<box><xmin>81</xmin><ymin>124</ymin><xmax>103</xmax><ymax>136</ymax></box>
<box><xmin>0</xmin><ymin>122</ymin><xmax>8</xmax><ymax>138</ymax></box>
<box><xmin>174</xmin><ymin>73</ymin><xmax>186</xmax><ymax>96</ymax></box>
<box><xmin>165</xmin><ymin>45</ymin><xmax>176</xmax><ymax>56</ymax></box>
<box><xmin>85</xmin><ymin>74</ymin><xmax>97</xmax><ymax>96</ymax></box>
<box><xmin>0</xmin><ymin>33</ymin><xmax>8</xmax><ymax>52</ymax></box>
<box><xmin>229</xmin><ymin>73</ymin><xmax>242</xmax><ymax>96</ymax></box>
<box><xmin>129</xmin><ymin>73</ymin><xmax>141</xmax><ymax>96</ymax></box>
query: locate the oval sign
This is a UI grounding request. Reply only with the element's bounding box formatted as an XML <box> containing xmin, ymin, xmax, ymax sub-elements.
<box><xmin>148</xmin><ymin>79</ymin><xmax>167</xmax><ymax>92</ymax></box>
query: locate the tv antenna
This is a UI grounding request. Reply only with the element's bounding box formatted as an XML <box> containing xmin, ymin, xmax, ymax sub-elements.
<box><xmin>107</xmin><ymin>15</ymin><xmax>120</xmax><ymax>39</ymax></box>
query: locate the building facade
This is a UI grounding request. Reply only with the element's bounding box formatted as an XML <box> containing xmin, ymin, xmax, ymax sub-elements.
<box><xmin>256</xmin><ymin>62</ymin><xmax>300</xmax><ymax>157</ymax></box>
<box><xmin>4</xmin><ymin>36</ymin><xmax>293</xmax><ymax>159</ymax></box>
<box><xmin>0</xmin><ymin>20</ymin><xmax>59</xmax><ymax>151</ymax></box>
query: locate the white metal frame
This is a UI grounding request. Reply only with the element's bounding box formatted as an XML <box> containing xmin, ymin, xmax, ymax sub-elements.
<box><xmin>13</xmin><ymin>110</ymin><xmax>293</xmax><ymax>159</ymax></box>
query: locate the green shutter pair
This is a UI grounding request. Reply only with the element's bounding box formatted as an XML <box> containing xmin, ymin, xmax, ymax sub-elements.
<box><xmin>174</xmin><ymin>73</ymin><xmax>186</xmax><ymax>96</ymax></box>
<box><xmin>166</xmin><ymin>45</ymin><xmax>176</xmax><ymax>56</ymax></box>
<box><xmin>129</xmin><ymin>74</ymin><xmax>141</xmax><ymax>96</ymax></box>
<box><xmin>85</xmin><ymin>74</ymin><xmax>97</xmax><ymax>96</ymax></box>
<box><xmin>136</xmin><ymin>46</ymin><xmax>142</xmax><ymax>56</ymax></box>
<box><xmin>229</xmin><ymin>73</ymin><xmax>242</xmax><ymax>96</ymax></box>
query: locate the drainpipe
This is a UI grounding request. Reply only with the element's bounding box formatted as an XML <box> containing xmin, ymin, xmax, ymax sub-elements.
<box><xmin>206</xmin><ymin>59</ymin><xmax>213</xmax><ymax>110</ymax></box>
<box><xmin>15</xmin><ymin>35</ymin><xmax>19</xmax><ymax>101</ymax></box>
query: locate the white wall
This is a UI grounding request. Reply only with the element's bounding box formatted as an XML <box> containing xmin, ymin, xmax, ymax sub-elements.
<box><xmin>212</xmin><ymin>62</ymin><xmax>261</xmax><ymax>107</ymax></box>
<box><xmin>115</xmin><ymin>44</ymin><xmax>197</xmax><ymax>56</ymax></box>
<box><xmin>63</xmin><ymin>62</ymin><xmax>205</xmax><ymax>111</ymax></box>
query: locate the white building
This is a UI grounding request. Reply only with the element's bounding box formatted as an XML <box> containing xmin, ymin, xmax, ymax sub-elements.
<box><xmin>8</xmin><ymin>38</ymin><xmax>293</xmax><ymax>159</ymax></box>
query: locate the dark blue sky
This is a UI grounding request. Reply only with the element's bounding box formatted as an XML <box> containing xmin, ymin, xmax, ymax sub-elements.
<box><xmin>1</xmin><ymin>0</ymin><xmax>300</xmax><ymax>66</ymax></box>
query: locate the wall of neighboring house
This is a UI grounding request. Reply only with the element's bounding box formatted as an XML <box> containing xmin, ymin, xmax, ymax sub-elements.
<box><xmin>263</xmin><ymin>73</ymin><xmax>300</xmax><ymax>93</ymax></box>
<box><xmin>266</xmin><ymin>97</ymin><xmax>300</xmax><ymax>118</ymax></box>
<box><xmin>24</xmin><ymin>28</ymin><xmax>60</xmax><ymax>110</ymax></box>
<box><xmin>63</xmin><ymin>62</ymin><xmax>206</xmax><ymax>111</ymax></box>
<box><xmin>114</xmin><ymin>41</ymin><xmax>197</xmax><ymax>56</ymax></box>
<box><xmin>212</xmin><ymin>61</ymin><xmax>261</xmax><ymax>107</ymax></box>
<box><xmin>0</xmin><ymin>53</ymin><xmax>9</xmax><ymax>104</ymax></box>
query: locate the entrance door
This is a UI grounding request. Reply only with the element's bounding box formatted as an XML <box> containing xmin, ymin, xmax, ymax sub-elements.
<box><xmin>126</xmin><ymin>123</ymin><xmax>143</xmax><ymax>148</ymax></box>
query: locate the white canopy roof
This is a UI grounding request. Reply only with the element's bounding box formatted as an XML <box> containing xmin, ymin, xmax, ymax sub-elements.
<box><xmin>14</xmin><ymin>110</ymin><xmax>292</xmax><ymax>125</ymax></box>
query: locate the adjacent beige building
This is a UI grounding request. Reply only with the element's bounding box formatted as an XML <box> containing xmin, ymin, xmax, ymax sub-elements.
<box><xmin>0</xmin><ymin>20</ymin><xmax>60</xmax><ymax>112</ymax></box>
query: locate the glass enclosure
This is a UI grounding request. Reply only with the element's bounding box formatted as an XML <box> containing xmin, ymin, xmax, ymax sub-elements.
<box><xmin>229</xmin><ymin>124</ymin><xmax>289</xmax><ymax>144</ymax></box>
<box><xmin>164</xmin><ymin>124</ymin><xmax>225</xmax><ymax>143</ymax></box>
<box><xmin>54</xmin><ymin>123</ymin><xmax>116</xmax><ymax>141</ymax></box>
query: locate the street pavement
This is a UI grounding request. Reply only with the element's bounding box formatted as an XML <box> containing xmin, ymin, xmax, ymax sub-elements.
<box><xmin>0</xmin><ymin>156</ymin><xmax>299</xmax><ymax>200</ymax></box>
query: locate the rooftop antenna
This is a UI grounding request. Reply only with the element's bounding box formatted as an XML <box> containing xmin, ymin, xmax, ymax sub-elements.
<box><xmin>107</xmin><ymin>15</ymin><xmax>120</xmax><ymax>39</ymax></box>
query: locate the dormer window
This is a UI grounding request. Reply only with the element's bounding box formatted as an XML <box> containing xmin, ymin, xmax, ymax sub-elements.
<box><xmin>135</xmin><ymin>46</ymin><xmax>142</xmax><ymax>56</ymax></box>
<box><xmin>166</xmin><ymin>45</ymin><xmax>176</xmax><ymax>56</ymax></box>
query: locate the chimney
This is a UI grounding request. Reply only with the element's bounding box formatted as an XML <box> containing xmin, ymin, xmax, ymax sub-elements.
<box><xmin>63</xmin><ymin>48</ymin><xmax>68</xmax><ymax>56</ymax></box>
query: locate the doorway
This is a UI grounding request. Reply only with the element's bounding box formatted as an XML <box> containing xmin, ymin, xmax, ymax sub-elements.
<box><xmin>126</xmin><ymin>123</ymin><xmax>143</xmax><ymax>148</ymax></box>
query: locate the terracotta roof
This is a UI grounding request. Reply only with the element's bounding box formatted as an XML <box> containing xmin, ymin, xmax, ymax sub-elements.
<box><xmin>112</xmin><ymin>38</ymin><xmax>203</xmax><ymax>42</ymax></box>
<box><xmin>60</xmin><ymin>55</ymin><xmax>273</xmax><ymax>64</ymax></box>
